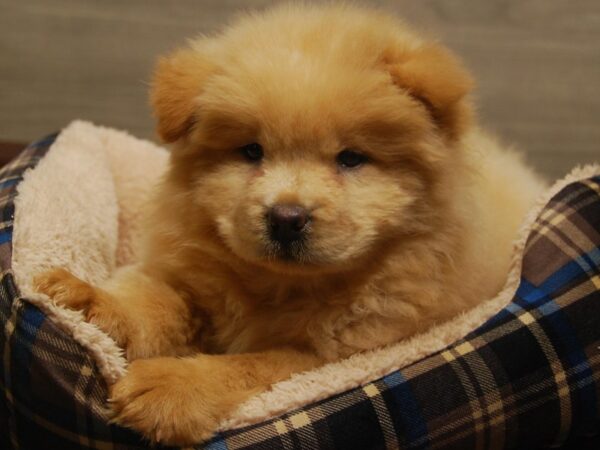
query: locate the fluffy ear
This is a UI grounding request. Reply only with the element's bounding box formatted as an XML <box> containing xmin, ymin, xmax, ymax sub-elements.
<box><xmin>384</xmin><ymin>44</ymin><xmax>474</xmax><ymax>138</ymax></box>
<box><xmin>150</xmin><ymin>48</ymin><xmax>214</xmax><ymax>143</ymax></box>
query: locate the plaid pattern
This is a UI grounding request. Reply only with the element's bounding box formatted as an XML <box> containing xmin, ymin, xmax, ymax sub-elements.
<box><xmin>0</xmin><ymin>136</ymin><xmax>145</xmax><ymax>449</ymax></box>
<box><xmin>0</xmin><ymin>135</ymin><xmax>599</xmax><ymax>449</ymax></box>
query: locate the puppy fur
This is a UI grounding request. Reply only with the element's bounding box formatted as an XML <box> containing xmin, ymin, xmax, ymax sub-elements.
<box><xmin>35</xmin><ymin>3</ymin><xmax>546</xmax><ymax>445</ymax></box>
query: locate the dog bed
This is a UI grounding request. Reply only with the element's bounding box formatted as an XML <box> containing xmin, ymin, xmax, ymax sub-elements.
<box><xmin>1</xmin><ymin>121</ymin><xmax>599</xmax><ymax>449</ymax></box>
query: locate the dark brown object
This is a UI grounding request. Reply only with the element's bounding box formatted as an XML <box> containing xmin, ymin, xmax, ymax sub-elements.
<box><xmin>0</xmin><ymin>141</ymin><xmax>26</xmax><ymax>167</ymax></box>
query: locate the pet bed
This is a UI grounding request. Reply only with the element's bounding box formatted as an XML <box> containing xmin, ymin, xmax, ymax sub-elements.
<box><xmin>1</xmin><ymin>121</ymin><xmax>599</xmax><ymax>449</ymax></box>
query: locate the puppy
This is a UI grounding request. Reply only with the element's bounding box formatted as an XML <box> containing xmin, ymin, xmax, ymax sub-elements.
<box><xmin>35</xmin><ymin>3</ymin><xmax>546</xmax><ymax>445</ymax></box>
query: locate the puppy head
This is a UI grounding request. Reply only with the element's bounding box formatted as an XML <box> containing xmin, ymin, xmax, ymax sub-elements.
<box><xmin>151</xmin><ymin>5</ymin><xmax>474</xmax><ymax>275</ymax></box>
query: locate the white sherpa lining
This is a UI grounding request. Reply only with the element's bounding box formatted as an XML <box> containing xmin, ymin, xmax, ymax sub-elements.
<box><xmin>11</xmin><ymin>120</ymin><xmax>600</xmax><ymax>430</ymax></box>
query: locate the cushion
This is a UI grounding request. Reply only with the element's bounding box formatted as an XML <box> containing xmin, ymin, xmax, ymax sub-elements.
<box><xmin>1</xmin><ymin>121</ymin><xmax>599</xmax><ymax>449</ymax></box>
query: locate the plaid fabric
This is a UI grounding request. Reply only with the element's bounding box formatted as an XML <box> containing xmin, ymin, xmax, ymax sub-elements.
<box><xmin>0</xmin><ymin>135</ymin><xmax>599</xmax><ymax>449</ymax></box>
<box><xmin>0</xmin><ymin>136</ymin><xmax>146</xmax><ymax>450</ymax></box>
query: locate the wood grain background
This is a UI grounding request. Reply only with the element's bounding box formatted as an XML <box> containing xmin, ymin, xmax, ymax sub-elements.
<box><xmin>0</xmin><ymin>0</ymin><xmax>598</xmax><ymax>178</ymax></box>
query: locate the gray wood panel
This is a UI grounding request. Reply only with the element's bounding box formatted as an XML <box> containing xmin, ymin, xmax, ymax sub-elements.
<box><xmin>1</xmin><ymin>0</ymin><xmax>599</xmax><ymax>178</ymax></box>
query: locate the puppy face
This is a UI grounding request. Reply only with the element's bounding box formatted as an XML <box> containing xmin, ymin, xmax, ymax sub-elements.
<box><xmin>152</xmin><ymin>6</ymin><xmax>473</xmax><ymax>275</ymax></box>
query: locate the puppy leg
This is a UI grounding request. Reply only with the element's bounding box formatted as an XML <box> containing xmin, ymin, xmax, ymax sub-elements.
<box><xmin>110</xmin><ymin>348</ymin><xmax>321</xmax><ymax>445</ymax></box>
<box><xmin>34</xmin><ymin>267</ymin><xmax>198</xmax><ymax>359</ymax></box>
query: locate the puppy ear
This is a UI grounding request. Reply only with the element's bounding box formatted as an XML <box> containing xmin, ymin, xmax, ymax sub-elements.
<box><xmin>384</xmin><ymin>44</ymin><xmax>474</xmax><ymax>138</ymax></box>
<box><xmin>150</xmin><ymin>48</ymin><xmax>214</xmax><ymax>143</ymax></box>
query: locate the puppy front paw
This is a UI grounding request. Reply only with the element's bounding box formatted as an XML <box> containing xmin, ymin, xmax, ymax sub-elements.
<box><xmin>34</xmin><ymin>268</ymin><xmax>97</xmax><ymax>310</ymax></box>
<box><xmin>34</xmin><ymin>268</ymin><xmax>128</xmax><ymax>348</ymax></box>
<box><xmin>110</xmin><ymin>357</ymin><xmax>233</xmax><ymax>446</ymax></box>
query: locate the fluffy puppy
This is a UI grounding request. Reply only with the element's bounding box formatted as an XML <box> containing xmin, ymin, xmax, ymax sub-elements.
<box><xmin>35</xmin><ymin>3</ymin><xmax>546</xmax><ymax>445</ymax></box>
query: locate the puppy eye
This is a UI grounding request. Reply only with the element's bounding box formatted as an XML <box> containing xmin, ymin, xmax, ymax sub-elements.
<box><xmin>336</xmin><ymin>149</ymin><xmax>367</xmax><ymax>169</ymax></box>
<box><xmin>239</xmin><ymin>143</ymin><xmax>263</xmax><ymax>162</ymax></box>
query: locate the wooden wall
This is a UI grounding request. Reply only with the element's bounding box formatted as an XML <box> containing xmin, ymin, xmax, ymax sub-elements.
<box><xmin>1</xmin><ymin>0</ymin><xmax>598</xmax><ymax>178</ymax></box>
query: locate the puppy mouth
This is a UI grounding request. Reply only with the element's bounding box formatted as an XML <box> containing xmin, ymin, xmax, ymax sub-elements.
<box><xmin>264</xmin><ymin>238</ymin><xmax>310</xmax><ymax>263</ymax></box>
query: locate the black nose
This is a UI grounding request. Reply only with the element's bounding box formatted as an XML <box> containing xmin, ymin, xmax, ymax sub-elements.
<box><xmin>268</xmin><ymin>204</ymin><xmax>309</xmax><ymax>244</ymax></box>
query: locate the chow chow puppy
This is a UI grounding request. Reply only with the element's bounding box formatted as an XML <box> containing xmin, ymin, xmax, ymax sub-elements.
<box><xmin>34</xmin><ymin>3</ymin><xmax>545</xmax><ymax>445</ymax></box>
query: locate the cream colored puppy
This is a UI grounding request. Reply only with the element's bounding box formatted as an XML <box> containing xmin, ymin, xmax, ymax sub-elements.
<box><xmin>35</xmin><ymin>3</ymin><xmax>545</xmax><ymax>445</ymax></box>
